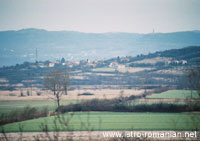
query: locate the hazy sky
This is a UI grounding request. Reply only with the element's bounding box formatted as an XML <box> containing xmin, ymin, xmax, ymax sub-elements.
<box><xmin>0</xmin><ymin>0</ymin><xmax>200</xmax><ymax>33</ymax></box>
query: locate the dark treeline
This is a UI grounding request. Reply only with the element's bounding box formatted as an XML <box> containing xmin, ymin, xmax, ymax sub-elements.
<box><xmin>57</xmin><ymin>98</ymin><xmax>200</xmax><ymax>114</ymax></box>
<box><xmin>0</xmin><ymin>107</ymin><xmax>48</xmax><ymax>126</ymax></box>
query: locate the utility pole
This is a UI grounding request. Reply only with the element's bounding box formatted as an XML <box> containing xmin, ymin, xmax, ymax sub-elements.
<box><xmin>152</xmin><ymin>28</ymin><xmax>155</xmax><ymax>34</ymax></box>
<box><xmin>36</xmin><ymin>48</ymin><xmax>38</xmax><ymax>63</ymax></box>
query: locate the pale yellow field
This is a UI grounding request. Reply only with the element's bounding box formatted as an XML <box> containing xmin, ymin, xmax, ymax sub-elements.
<box><xmin>156</xmin><ymin>68</ymin><xmax>184</xmax><ymax>75</ymax></box>
<box><xmin>133</xmin><ymin>57</ymin><xmax>171</xmax><ymax>64</ymax></box>
<box><xmin>92</xmin><ymin>68</ymin><xmax>115</xmax><ymax>72</ymax></box>
<box><xmin>0</xmin><ymin>78</ymin><xmax>8</xmax><ymax>83</ymax></box>
<box><xmin>93</xmin><ymin>73</ymin><xmax>115</xmax><ymax>76</ymax></box>
<box><xmin>0</xmin><ymin>88</ymin><xmax>144</xmax><ymax>101</ymax></box>
<box><xmin>71</xmin><ymin>75</ymin><xmax>85</xmax><ymax>79</ymax></box>
<box><xmin>117</xmin><ymin>67</ymin><xmax>153</xmax><ymax>73</ymax></box>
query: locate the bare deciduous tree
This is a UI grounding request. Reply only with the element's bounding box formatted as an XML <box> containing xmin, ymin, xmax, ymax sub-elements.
<box><xmin>187</xmin><ymin>68</ymin><xmax>200</xmax><ymax>99</ymax></box>
<box><xmin>63</xmin><ymin>69</ymin><xmax>70</xmax><ymax>95</ymax></box>
<box><xmin>44</xmin><ymin>69</ymin><xmax>70</xmax><ymax>107</ymax></box>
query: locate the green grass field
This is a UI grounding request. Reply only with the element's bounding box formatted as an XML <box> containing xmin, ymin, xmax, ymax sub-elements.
<box><xmin>147</xmin><ymin>90</ymin><xmax>199</xmax><ymax>99</ymax></box>
<box><xmin>1</xmin><ymin>112</ymin><xmax>200</xmax><ymax>132</ymax></box>
<box><xmin>0</xmin><ymin>100</ymin><xmax>78</xmax><ymax>114</ymax></box>
<box><xmin>127</xmin><ymin>101</ymin><xmax>186</xmax><ymax>106</ymax></box>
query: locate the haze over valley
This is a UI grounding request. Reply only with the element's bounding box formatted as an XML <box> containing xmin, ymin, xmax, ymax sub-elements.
<box><xmin>1</xmin><ymin>28</ymin><xmax>200</xmax><ymax>66</ymax></box>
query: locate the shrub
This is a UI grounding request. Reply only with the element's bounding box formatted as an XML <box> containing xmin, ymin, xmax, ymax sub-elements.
<box><xmin>78</xmin><ymin>92</ymin><xmax>94</xmax><ymax>96</ymax></box>
<box><xmin>20</xmin><ymin>91</ymin><xmax>24</xmax><ymax>97</ymax></box>
<box><xmin>9</xmin><ymin>93</ymin><xmax>16</xmax><ymax>96</ymax></box>
<box><xmin>36</xmin><ymin>91</ymin><xmax>41</xmax><ymax>96</ymax></box>
<box><xmin>26</xmin><ymin>90</ymin><xmax>30</xmax><ymax>96</ymax></box>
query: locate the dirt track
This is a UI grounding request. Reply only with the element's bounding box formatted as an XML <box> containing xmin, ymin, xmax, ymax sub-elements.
<box><xmin>0</xmin><ymin>131</ymin><xmax>199</xmax><ymax>141</ymax></box>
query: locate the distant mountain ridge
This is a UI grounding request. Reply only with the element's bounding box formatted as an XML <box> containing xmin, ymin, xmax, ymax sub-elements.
<box><xmin>0</xmin><ymin>28</ymin><xmax>200</xmax><ymax>66</ymax></box>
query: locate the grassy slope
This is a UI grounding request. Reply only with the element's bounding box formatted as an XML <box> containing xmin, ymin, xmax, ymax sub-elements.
<box><xmin>2</xmin><ymin>112</ymin><xmax>200</xmax><ymax>132</ymax></box>
<box><xmin>147</xmin><ymin>90</ymin><xmax>199</xmax><ymax>99</ymax></box>
<box><xmin>0</xmin><ymin>100</ymin><xmax>78</xmax><ymax>114</ymax></box>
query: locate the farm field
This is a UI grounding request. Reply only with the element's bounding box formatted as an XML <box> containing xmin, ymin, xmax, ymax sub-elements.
<box><xmin>0</xmin><ymin>89</ymin><xmax>144</xmax><ymax>101</ymax></box>
<box><xmin>0</xmin><ymin>88</ymin><xmax>144</xmax><ymax>114</ymax></box>
<box><xmin>147</xmin><ymin>90</ymin><xmax>199</xmax><ymax>99</ymax></box>
<box><xmin>1</xmin><ymin>90</ymin><xmax>198</xmax><ymax>114</ymax></box>
<box><xmin>2</xmin><ymin>112</ymin><xmax>200</xmax><ymax>132</ymax></box>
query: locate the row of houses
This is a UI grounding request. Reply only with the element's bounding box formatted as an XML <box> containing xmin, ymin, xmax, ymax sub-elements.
<box><xmin>36</xmin><ymin>59</ymin><xmax>99</xmax><ymax>68</ymax></box>
<box><xmin>109</xmin><ymin>62</ymin><xmax>126</xmax><ymax>68</ymax></box>
<box><xmin>30</xmin><ymin>58</ymin><xmax>188</xmax><ymax>69</ymax></box>
<box><xmin>108</xmin><ymin>59</ymin><xmax>188</xmax><ymax>69</ymax></box>
<box><xmin>167</xmin><ymin>60</ymin><xmax>187</xmax><ymax>65</ymax></box>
